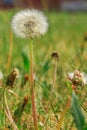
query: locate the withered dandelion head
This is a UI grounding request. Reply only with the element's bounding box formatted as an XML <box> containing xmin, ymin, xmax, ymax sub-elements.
<box><xmin>11</xmin><ymin>9</ymin><xmax>48</xmax><ymax>39</ymax></box>
<box><xmin>67</xmin><ymin>69</ymin><xmax>87</xmax><ymax>86</ymax></box>
<box><xmin>11</xmin><ymin>68</ymin><xmax>19</xmax><ymax>77</ymax></box>
<box><xmin>6</xmin><ymin>68</ymin><xmax>19</xmax><ymax>87</ymax></box>
<box><xmin>51</xmin><ymin>51</ymin><xmax>59</xmax><ymax>60</ymax></box>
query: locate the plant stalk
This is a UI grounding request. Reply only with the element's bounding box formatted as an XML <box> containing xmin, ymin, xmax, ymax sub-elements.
<box><xmin>29</xmin><ymin>40</ymin><xmax>38</xmax><ymax>130</ymax></box>
<box><xmin>6</xmin><ymin>29</ymin><xmax>13</xmax><ymax>71</ymax></box>
<box><xmin>52</xmin><ymin>58</ymin><xmax>57</xmax><ymax>89</ymax></box>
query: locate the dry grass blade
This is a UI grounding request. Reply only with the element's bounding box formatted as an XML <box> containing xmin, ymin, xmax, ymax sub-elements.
<box><xmin>7</xmin><ymin>89</ymin><xmax>20</xmax><ymax>99</ymax></box>
<box><xmin>57</xmin><ymin>97</ymin><xmax>71</xmax><ymax>130</ymax></box>
<box><xmin>4</xmin><ymin>91</ymin><xmax>18</xmax><ymax>130</ymax></box>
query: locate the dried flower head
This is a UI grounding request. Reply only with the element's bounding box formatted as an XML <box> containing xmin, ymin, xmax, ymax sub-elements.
<box><xmin>51</xmin><ymin>51</ymin><xmax>59</xmax><ymax>60</ymax></box>
<box><xmin>11</xmin><ymin>9</ymin><xmax>48</xmax><ymax>39</ymax></box>
<box><xmin>22</xmin><ymin>95</ymin><xmax>28</xmax><ymax>111</ymax></box>
<box><xmin>67</xmin><ymin>69</ymin><xmax>87</xmax><ymax>87</ymax></box>
<box><xmin>24</xmin><ymin>74</ymin><xmax>29</xmax><ymax>81</ymax></box>
<box><xmin>6</xmin><ymin>68</ymin><xmax>19</xmax><ymax>87</ymax></box>
<box><xmin>21</xmin><ymin>74</ymin><xmax>29</xmax><ymax>87</ymax></box>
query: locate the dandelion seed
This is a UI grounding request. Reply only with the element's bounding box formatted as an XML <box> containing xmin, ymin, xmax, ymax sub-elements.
<box><xmin>11</xmin><ymin>9</ymin><xmax>48</xmax><ymax>39</ymax></box>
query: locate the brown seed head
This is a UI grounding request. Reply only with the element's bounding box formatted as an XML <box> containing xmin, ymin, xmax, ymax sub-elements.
<box><xmin>23</xmin><ymin>95</ymin><xmax>28</xmax><ymax>104</ymax></box>
<box><xmin>51</xmin><ymin>51</ymin><xmax>59</xmax><ymax>60</ymax></box>
<box><xmin>24</xmin><ymin>74</ymin><xmax>29</xmax><ymax>81</ymax></box>
<box><xmin>22</xmin><ymin>95</ymin><xmax>28</xmax><ymax>110</ymax></box>
<box><xmin>6</xmin><ymin>68</ymin><xmax>19</xmax><ymax>87</ymax></box>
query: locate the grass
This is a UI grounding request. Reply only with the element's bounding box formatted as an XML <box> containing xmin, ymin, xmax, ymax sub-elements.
<box><xmin>0</xmin><ymin>9</ymin><xmax>87</xmax><ymax>130</ymax></box>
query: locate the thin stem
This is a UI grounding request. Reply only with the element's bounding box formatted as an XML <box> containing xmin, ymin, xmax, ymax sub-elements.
<box><xmin>4</xmin><ymin>90</ymin><xmax>18</xmax><ymax>130</ymax></box>
<box><xmin>29</xmin><ymin>39</ymin><xmax>38</xmax><ymax>130</ymax></box>
<box><xmin>52</xmin><ymin>59</ymin><xmax>57</xmax><ymax>89</ymax></box>
<box><xmin>6</xmin><ymin>29</ymin><xmax>13</xmax><ymax>71</ymax></box>
<box><xmin>46</xmin><ymin>58</ymin><xmax>58</xmax><ymax>112</ymax></box>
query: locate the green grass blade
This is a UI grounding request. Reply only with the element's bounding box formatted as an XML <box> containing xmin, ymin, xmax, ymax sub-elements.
<box><xmin>0</xmin><ymin>111</ymin><xmax>5</xmax><ymax>128</ymax></box>
<box><xmin>71</xmin><ymin>92</ymin><xmax>85</xmax><ymax>130</ymax></box>
<box><xmin>22</xmin><ymin>51</ymin><xmax>30</xmax><ymax>73</ymax></box>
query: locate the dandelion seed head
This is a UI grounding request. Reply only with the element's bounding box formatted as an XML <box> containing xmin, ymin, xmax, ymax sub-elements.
<box><xmin>11</xmin><ymin>9</ymin><xmax>48</xmax><ymax>38</ymax></box>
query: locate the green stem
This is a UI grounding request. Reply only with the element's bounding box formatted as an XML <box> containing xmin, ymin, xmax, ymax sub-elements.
<box><xmin>29</xmin><ymin>39</ymin><xmax>38</xmax><ymax>130</ymax></box>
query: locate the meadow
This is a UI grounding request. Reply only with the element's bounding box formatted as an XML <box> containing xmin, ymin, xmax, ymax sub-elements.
<box><xmin>0</xmin><ymin>9</ymin><xmax>87</xmax><ymax>130</ymax></box>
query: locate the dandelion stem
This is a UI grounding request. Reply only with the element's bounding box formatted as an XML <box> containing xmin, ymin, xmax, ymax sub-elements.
<box><xmin>29</xmin><ymin>40</ymin><xmax>38</xmax><ymax>130</ymax></box>
<box><xmin>6</xmin><ymin>29</ymin><xmax>13</xmax><ymax>71</ymax></box>
<box><xmin>52</xmin><ymin>58</ymin><xmax>57</xmax><ymax>89</ymax></box>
